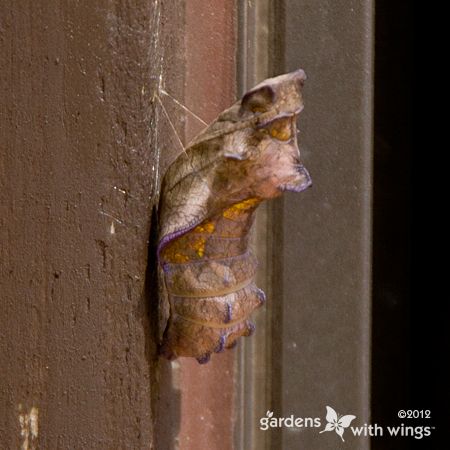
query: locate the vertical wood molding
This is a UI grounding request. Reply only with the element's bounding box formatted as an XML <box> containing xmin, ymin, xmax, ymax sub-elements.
<box><xmin>236</xmin><ymin>1</ymin><xmax>374</xmax><ymax>449</ymax></box>
<box><xmin>235</xmin><ymin>2</ymin><xmax>274</xmax><ymax>450</ymax></box>
<box><xmin>175</xmin><ymin>2</ymin><xmax>237</xmax><ymax>450</ymax></box>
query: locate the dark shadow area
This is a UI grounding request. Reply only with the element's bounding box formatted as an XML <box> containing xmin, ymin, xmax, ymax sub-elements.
<box><xmin>372</xmin><ymin>1</ymin><xmax>445</xmax><ymax>448</ymax></box>
<box><xmin>145</xmin><ymin>204</ymin><xmax>180</xmax><ymax>449</ymax></box>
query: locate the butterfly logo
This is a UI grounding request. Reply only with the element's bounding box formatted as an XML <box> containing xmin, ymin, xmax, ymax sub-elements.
<box><xmin>319</xmin><ymin>406</ymin><xmax>356</xmax><ymax>442</ymax></box>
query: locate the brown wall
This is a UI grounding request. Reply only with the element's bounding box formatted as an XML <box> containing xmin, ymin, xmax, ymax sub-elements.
<box><xmin>0</xmin><ymin>1</ymin><xmax>182</xmax><ymax>448</ymax></box>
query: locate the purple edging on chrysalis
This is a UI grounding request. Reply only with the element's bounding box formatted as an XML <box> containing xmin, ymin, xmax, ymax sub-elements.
<box><xmin>225</xmin><ymin>303</ymin><xmax>233</xmax><ymax>323</ymax></box>
<box><xmin>157</xmin><ymin>219</ymin><xmax>203</xmax><ymax>262</ymax></box>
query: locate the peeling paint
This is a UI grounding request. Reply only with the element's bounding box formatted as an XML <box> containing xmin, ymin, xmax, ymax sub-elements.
<box><xmin>113</xmin><ymin>185</ymin><xmax>127</xmax><ymax>195</ymax></box>
<box><xmin>170</xmin><ymin>360</ymin><xmax>181</xmax><ymax>390</ymax></box>
<box><xmin>18</xmin><ymin>406</ymin><xmax>39</xmax><ymax>450</ymax></box>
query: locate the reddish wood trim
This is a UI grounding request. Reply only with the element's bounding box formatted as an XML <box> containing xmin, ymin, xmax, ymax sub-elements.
<box><xmin>178</xmin><ymin>2</ymin><xmax>237</xmax><ymax>449</ymax></box>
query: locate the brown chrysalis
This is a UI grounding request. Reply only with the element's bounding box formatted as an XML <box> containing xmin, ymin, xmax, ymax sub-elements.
<box><xmin>158</xmin><ymin>70</ymin><xmax>311</xmax><ymax>363</ymax></box>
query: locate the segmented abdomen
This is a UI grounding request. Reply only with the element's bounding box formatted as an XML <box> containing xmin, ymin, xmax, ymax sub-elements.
<box><xmin>159</xmin><ymin>198</ymin><xmax>265</xmax><ymax>363</ymax></box>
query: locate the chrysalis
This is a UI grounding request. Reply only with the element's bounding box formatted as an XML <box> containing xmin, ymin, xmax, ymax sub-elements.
<box><xmin>158</xmin><ymin>70</ymin><xmax>311</xmax><ymax>363</ymax></box>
